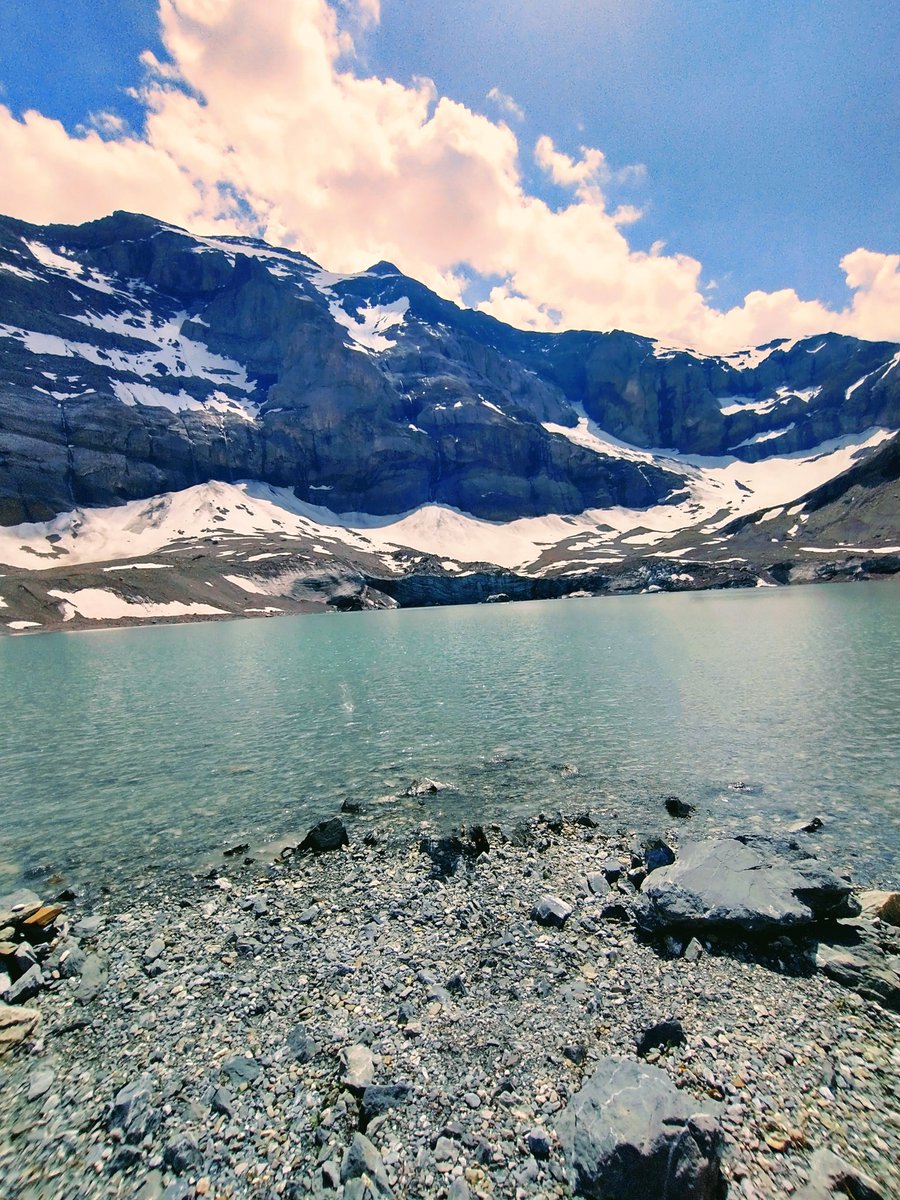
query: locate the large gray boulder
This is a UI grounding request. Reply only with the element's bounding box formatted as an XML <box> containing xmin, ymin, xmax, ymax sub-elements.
<box><xmin>634</xmin><ymin>836</ymin><xmax>859</xmax><ymax>934</ymax></box>
<box><xmin>556</xmin><ymin>1056</ymin><xmax>724</xmax><ymax>1200</ymax></box>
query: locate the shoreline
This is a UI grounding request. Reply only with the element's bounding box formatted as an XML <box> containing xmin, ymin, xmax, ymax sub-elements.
<box><xmin>1</xmin><ymin>811</ymin><xmax>898</xmax><ymax>1200</ymax></box>
<box><xmin>2</xmin><ymin>559</ymin><xmax>898</xmax><ymax>640</ymax></box>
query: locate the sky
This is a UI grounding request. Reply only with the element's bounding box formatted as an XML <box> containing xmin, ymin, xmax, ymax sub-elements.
<box><xmin>0</xmin><ymin>0</ymin><xmax>897</xmax><ymax>354</ymax></box>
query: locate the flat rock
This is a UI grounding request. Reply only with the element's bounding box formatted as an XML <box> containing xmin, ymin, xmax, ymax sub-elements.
<box><xmin>0</xmin><ymin>1003</ymin><xmax>40</xmax><ymax>1054</ymax></box>
<box><xmin>556</xmin><ymin>1056</ymin><xmax>723</xmax><ymax>1200</ymax></box>
<box><xmin>360</xmin><ymin>1083</ymin><xmax>412</xmax><ymax>1131</ymax></box>
<box><xmin>108</xmin><ymin>1078</ymin><xmax>160</xmax><ymax>1144</ymax></box>
<box><xmin>221</xmin><ymin>1054</ymin><xmax>262</xmax><ymax>1086</ymax></box>
<box><xmin>635</xmin><ymin>836</ymin><xmax>859</xmax><ymax>934</ymax></box>
<box><xmin>794</xmin><ymin>1147</ymin><xmax>883</xmax><ymax>1200</ymax></box>
<box><xmin>0</xmin><ymin>889</ymin><xmax>42</xmax><ymax>927</ymax></box>
<box><xmin>27</xmin><ymin>1067</ymin><xmax>55</xmax><ymax>1101</ymax></box>
<box><xmin>531</xmin><ymin>895</ymin><xmax>573</xmax><ymax>928</ymax></box>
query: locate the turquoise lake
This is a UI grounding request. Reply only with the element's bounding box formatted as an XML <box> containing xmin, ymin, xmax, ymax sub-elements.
<box><xmin>1</xmin><ymin>582</ymin><xmax>898</xmax><ymax>891</ymax></box>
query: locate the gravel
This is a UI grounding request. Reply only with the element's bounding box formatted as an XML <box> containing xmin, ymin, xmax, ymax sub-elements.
<box><xmin>0</xmin><ymin>813</ymin><xmax>897</xmax><ymax>1200</ymax></box>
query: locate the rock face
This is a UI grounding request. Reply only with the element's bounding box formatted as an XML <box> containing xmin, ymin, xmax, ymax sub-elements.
<box><xmin>1</xmin><ymin>210</ymin><xmax>897</xmax><ymax>528</ymax></box>
<box><xmin>556</xmin><ymin>1056</ymin><xmax>724</xmax><ymax>1200</ymax></box>
<box><xmin>634</xmin><ymin>835</ymin><xmax>859</xmax><ymax>934</ymax></box>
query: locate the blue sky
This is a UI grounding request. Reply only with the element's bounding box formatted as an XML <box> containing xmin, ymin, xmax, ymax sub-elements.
<box><xmin>0</xmin><ymin>0</ymin><xmax>897</xmax><ymax>350</ymax></box>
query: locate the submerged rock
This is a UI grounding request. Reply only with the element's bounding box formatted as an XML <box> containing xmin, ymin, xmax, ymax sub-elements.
<box><xmin>634</xmin><ymin>836</ymin><xmax>859</xmax><ymax>934</ymax></box>
<box><xmin>556</xmin><ymin>1056</ymin><xmax>723</xmax><ymax>1200</ymax></box>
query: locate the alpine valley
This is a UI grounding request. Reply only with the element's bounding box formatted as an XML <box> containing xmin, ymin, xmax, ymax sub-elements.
<box><xmin>0</xmin><ymin>210</ymin><xmax>898</xmax><ymax>632</ymax></box>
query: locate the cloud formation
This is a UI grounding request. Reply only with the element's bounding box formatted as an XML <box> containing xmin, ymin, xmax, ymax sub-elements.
<box><xmin>0</xmin><ymin>0</ymin><xmax>897</xmax><ymax>354</ymax></box>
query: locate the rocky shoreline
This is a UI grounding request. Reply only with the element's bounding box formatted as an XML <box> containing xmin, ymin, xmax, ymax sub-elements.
<box><xmin>1</xmin><ymin>812</ymin><xmax>898</xmax><ymax>1200</ymax></box>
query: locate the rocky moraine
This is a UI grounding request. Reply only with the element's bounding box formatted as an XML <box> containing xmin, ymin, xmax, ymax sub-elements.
<box><xmin>1</xmin><ymin>809</ymin><xmax>898</xmax><ymax>1200</ymax></box>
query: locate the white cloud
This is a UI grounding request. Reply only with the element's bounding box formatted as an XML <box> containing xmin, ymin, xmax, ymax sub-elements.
<box><xmin>0</xmin><ymin>0</ymin><xmax>896</xmax><ymax>355</ymax></box>
<box><xmin>486</xmin><ymin>86</ymin><xmax>524</xmax><ymax>122</ymax></box>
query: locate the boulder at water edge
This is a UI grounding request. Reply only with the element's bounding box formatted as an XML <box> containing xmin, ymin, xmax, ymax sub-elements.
<box><xmin>634</xmin><ymin>835</ymin><xmax>859</xmax><ymax>934</ymax></box>
<box><xmin>556</xmin><ymin>1056</ymin><xmax>724</xmax><ymax>1200</ymax></box>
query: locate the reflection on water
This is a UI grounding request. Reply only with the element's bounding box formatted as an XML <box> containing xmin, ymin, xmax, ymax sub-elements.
<box><xmin>1</xmin><ymin>581</ymin><xmax>898</xmax><ymax>890</ymax></box>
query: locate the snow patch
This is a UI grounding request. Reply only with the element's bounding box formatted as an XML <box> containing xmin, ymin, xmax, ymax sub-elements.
<box><xmin>328</xmin><ymin>297</ymin><xmax>409</xmax><ymax>352</ymax></box>
<box><xmin>47</xmin><ymin>588</ymin><xmax>225</xmax><ymax>621</ymax></box>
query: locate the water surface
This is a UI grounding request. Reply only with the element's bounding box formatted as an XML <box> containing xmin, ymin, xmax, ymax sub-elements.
<box><xmin>1</xmin><ymin>582</ymin><xmax>897</xmax><ymax>890</ymax></box>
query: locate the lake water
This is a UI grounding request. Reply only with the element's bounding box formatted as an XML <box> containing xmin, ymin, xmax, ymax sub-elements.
<box><xmin>1</xmin><ymin>582</ymin><xmax>898</xmax><ymax>892</ymax></box>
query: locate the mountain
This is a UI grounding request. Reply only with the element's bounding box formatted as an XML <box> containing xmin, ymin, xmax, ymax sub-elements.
<box><xmin>0</xmin><ymin>210</ymin><xmax>898</xmax><ymax>631</ymax></box>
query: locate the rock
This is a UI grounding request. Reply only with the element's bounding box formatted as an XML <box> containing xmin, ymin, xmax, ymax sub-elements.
<box><xmin>143</xmin><ymin>937</ymin><xmax>165</xmax><ymax>963</ymax></box>
<box><xmin>788</xmin><ymin>816</ymin><xmax>824</xmax><ymax>834</ymax></box>
<box><xmin>286</xmin><ymin>1025</ymin><xmax>318</xmax><ymax>1063</ymax></box>
<box><xmin>585</xmin><ymin>872</ymin><xmax>611</xmax><ymax>897</ymax></box>
<box><xmin>531</xmin><ymin>895</ymin><xmax>573</xmax><ymax>928</ymax></box>
<box><xmin>858</xmin><ymin>890</ymin><xmax>900</xmax><ymax>926</ymax></box>
<box><xmin>402</xmin><ymin>778</ymin><xmax>447</xmax><ymax>797</ymax></box>
<box><xmin>601</xmin><ymin>860</ymin><xmax>622</xmax><ymax>883</ymax></box>
<box><xmin>222</xmin><ymin>1054</ymin><xmax>262</xmax><ymax>1086</ymax></box>
<box><xmin>21</xmin><ymin>904</ymin><xmax>64</xmax><ymax>933</ymax></box>
<box><xmin>360</xmin><ymin>1083</ymin><xmax>412</xmax><ymax>1131</ymax></box>
<box><xmin>4</xmin><ymin>964</ymin><xmax>43</xmax><ymax>1004</ymax></box>
<box><xmin>0</xmin><ymin>889</ymin><xmax>42</xmax><ymax>927</ymax></box>
<box><xmin>419</xmin><ymin>827</ymin><xmax>490</xmax><ymax>877</ymax></box>
<box><xmin>299</xmin><ymin>817</ymin><xmax>349</xmax><ymax>854</ymax></box>
<box><xmin>793</xmin><ymin>1147</ymin><xmax>883</xmax><ymax>1200</ymax></box>
<box><xmin>27</xmin><ymin>1067</ymin><xmax>55</xmax><ymax>1101</ymax></box>
<box><xmin>164</xmin><ymin>1133</ymin><xmax>203</xmax><ymax>1175</ymax></box>
<box><xmin>683</xmin><ymin>937</ymin><xmax>704</xmax><ymax>962</ymax></box>
<box><xmin>556</xmin><ymin>1056</ymin><xmax>723</xmax><ymax>1200</ymax></box>
<box><xmin>74</xmin><ymin>953</ymin><xmax>108</xmax><ymax>1002</ymax></box>
<box><xmin>210</xmin><ymin>1086</ymin><xmax>234</xmax><ymax>1117</ymax></box>
<box><xmin>341</xmin><ymin>1132</ymin><xmax>393</xmax><ymax>1196</ymax></box>
<box><xmin>341</xmin><ymin>800</ymin><xmax>367</xmax><ymax>815</ymax></box>
<box><xmin>73</xmin><ymin>915</ymin><xmax>105</xmax><ymax>938</ymax></box>
<box><xmin>108</xmin><ymin>1078</ymin><xmax>160</xmax><ymax>1144</ymax></box>
<box><xmin>815</xmin><ymin>939</ymin><xmax>900</xmax><ymax>1011</ymax></box>
<box><xmin>0</xmin><ymin>1003</ymin><xmax>40</xmax><ymax>1053</ymax></box>
<box><xmin>447</xmin><ymin>1179</ymin><xmax>471</xmax><ymax>1200</ymax></box>
<box><xmin>664</xmin><ymin>797</ymin><xmax>695</xmax><ymax>819</ymax></box>
<box><xmin>526</xmin><ymin>1128</ymin><xmax>552</xmax><ymax>1160</ymax></box>
<box><xmin>343</xmin><ymin>1043</ymin><xmax>376</xmax><ymax>1090</ymax></box>
<box><xmin>634</xmin><ymin>836</ymin><xmax>859</xmax><ymax>934</ymax></box>
<box><xmin>635</xmin><ymin>1019</ymin><xmax>685</xmax><ymax>1057</ymax></box>
<box><xmin>642</xmin><ymin>837</ymin><xmax>676</xmax><ymax>873</ymax></box>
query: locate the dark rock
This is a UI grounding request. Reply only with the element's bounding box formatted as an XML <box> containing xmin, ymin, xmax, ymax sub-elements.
<box><xmin>665</xmin><ymin>797</ymin><xmax>695</xmax><ymax>819</ymax></box>
<box><xmin>635</xmin><ymin>837</ymin><xmax>860</xmax><ymax>934</ymax></box>
<box><xmin>221</xmin><ymin>1055</ymin><xmax>262</xmax><ymax>1086</ymax></box>
<box><xmin>287</xmin><ymin>1025</ymin><xmax>319</xmax><ymax>1063</ymax></box>
<box><xmin>210</xmin><ymin>1086</ymin><xmax>234</xmax><ymax>1117</ymax></box>
<box><xmin>108</xmin><ymin>1078</ymin><xmax>160</xmax><ymax>1144</ymax></box>
<box><xmin>526</xmin><ymin>1128</ymin><xmax>552</xmax><ymax>1160</ymax></box>
<box><xmin>794</xmin><ymin>1147</ymin><xmax>883</xmax><ymax>1200</ymax></box>
<box><xmin>163</xmin><ymin>1133</ymin><xmax>203</xmax><ymax>1176</ymax></box>
<box><xmin>223</xmin><ymin>842</ymin><xmax>249</xmax><ymax>858</ymax></box>
<box><xmin>341</xmin><ymin>1132</ymin><xmax>393</xmax><ymax>1196</ymax></box>
<box><xmin>642</xmin><ymin>838</ymin><xmax>676</xmax><ymax>873</ymax></box>
<box><xmin>403</xmin><ymin>778</ymin><xmax>447</xmax><ymax>797</ymax></box>
<box><xmin>556</xmin><ymin>1056</ymin><xmax>723</xmax><ymax>1200</ymax></box>
<box><xmin>3</xmin><ymin>964</ymin><xmax>43</xmax><ymax>1004</ymax></box>
<box><xmin>563</xmin><ymin>1044</ymin><xmax>587</xmax><ymax>1066</ymax></box>
<box><xmin>445</xmin><ymin>973</ymin><xmax>467</xmax><ymax>996</ymax></box>
<box><xmin>299</xmin><ymin>817</ymin><xmax>349</xmax><ymax>854</ymax></box>
<box><xmin>599</xmin><ymin>902</ymin><xmax>632</xmax><ymax>923</ymax></box>
<box><xmin>341</xmin><ymin>800</ymin><xmax>367</xmax><ymax>815</ymax></box>
<box><xmin>360</xmin><ymin>1084</ymin><xmax>412</xmax><ymax>1131</ymax></box>
<box><xmin>601</xmin><ymin>860</ymin><xmax>622</xmax><ymax>884</ymax></box>
<box><xmin>419</xmin><ymin>826</ymin><xmax>489</xmax><ymax>877</ymax></box>
<box><xmin>531</xmin><ymin>895</ymin><xmax>573</xmax><ymax>928</ymax></box>
<box><xmin>635</xmin><ymin>1018</ymin><xmax>686</xmax><ymax>1057</ymax></box>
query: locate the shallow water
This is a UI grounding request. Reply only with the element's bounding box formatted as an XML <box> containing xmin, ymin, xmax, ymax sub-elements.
<box><xmin>1</xmin><ymin>582</ymin><xmax>898</xmax><ymax>890</ymax></box>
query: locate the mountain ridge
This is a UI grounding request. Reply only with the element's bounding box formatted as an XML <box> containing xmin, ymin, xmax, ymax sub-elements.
<box><xmin>0</xmin><ymin>209</ymin><xmax>898</xmax><ymax>631</ymax></box>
